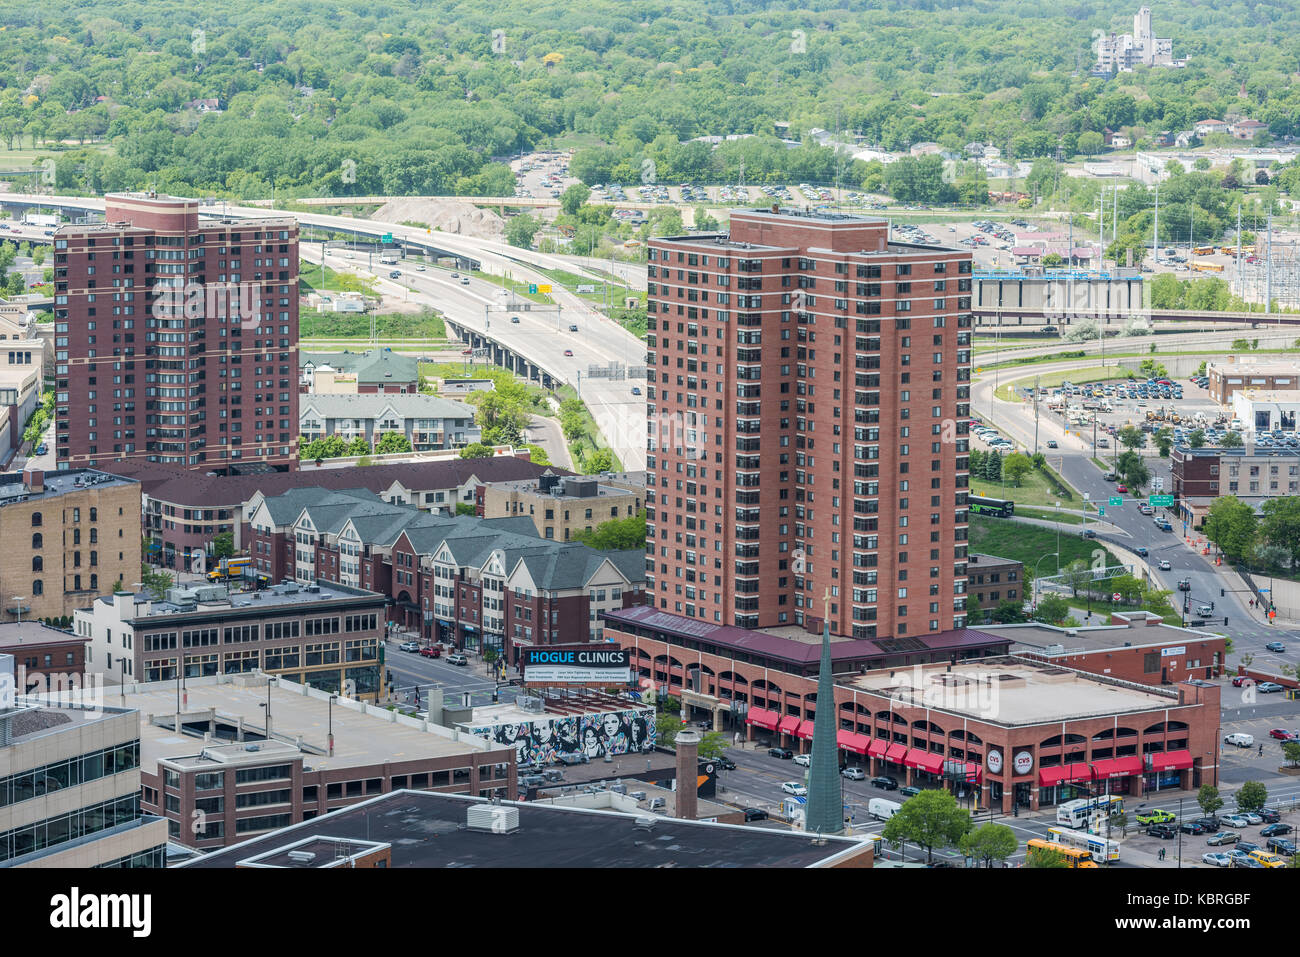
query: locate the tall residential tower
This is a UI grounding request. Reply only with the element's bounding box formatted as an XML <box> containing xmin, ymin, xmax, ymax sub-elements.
<box><xmin>645</xmin><ymin>208</ymin><xmax>973</xmax><ymax>640</ymax></box>
<box><xmin>52</xmin><ymin>193</ymin><xmax>299</xmax><ymax>473</ymax></box>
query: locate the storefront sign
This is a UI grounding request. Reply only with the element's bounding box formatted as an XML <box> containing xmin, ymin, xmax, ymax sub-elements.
<box><xmin>1161</xmin><ymin>646</ymin><xmax>1186</xmax><ymax>657</ymax></box>
<box><xmin>987</xmin><ymin>749</ymin><xmax>1004</xmax><ymax>774</ymax></box>
<box><xmin>1013</xmin><ymin>751</ymin><xmax>1034</xmax><ymax>775</ymax></box>
<box><xmin>522</xmin><ymin>647</ymin><xmax>631</xmax><ymax>684</ymax></box>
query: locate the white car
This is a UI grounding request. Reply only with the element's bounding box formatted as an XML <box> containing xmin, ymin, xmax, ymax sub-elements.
<box><xmin>1240</xmin><ymin>811</ymin><xmax>1264</xmax><ymax>825</ymax></box>
<box><xmin>416</xmin><ymin>264</ymin><xmax>426</xmax><ymax>271</ymax></box>
<box><xmin>1202</xmin><ymin>852</ymin><xmax>1232</xmax><ymax>868</ymax></box>
<box><xmin>842</xmin><ymin>767</ymin><xmax>866</xmax><ymax>780</ymax></box>
<box><xmin>1158</xmin><ymin>560</ymin><xmax>1172</xmax><ymax>570</ymax></box>
<box><xmin>781</xmin><ymin>781</ymin><xmax>808</xmax><ymax>797</ymax></box>
<box><xmin>793</xmin><ymin>753</ymin><xmax>811</xmax><ymax>767</ymax></box>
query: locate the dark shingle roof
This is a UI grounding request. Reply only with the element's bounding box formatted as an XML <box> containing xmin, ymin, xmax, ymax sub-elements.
<box><xmin>99</xmin><ymin>457</ymin><xmax>567</xmax><ymax>509</ymax></box>
<box><xmin>300</xmin><ymin>348</ymin><xmax>420</xmax><ymax>385</ymax></box>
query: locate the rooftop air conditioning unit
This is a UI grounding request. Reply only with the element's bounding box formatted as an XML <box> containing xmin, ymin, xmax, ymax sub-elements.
<box><xmin>634</xmin><ymin>816</ymin><xmax>657</xmax><ymax>830</ymax></box>
<box><xmin>286</xmin><ymin>850</ymin><xmax>316</xmax><ymax>864</ymax></box>
<box><xmin>466</xmin><ymin>804</ymin><xmax>520</xmax><ymax>834</ymax></box>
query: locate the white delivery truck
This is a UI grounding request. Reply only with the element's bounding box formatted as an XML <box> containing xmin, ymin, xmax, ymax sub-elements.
<box><xmin>1224</xmin><ymin>732</ymin><xmax>1254</xmax><ymax>748</ymax></box>
<box><xmin>22</xmin><ymin>213</ymin><xmax>58</xmax><ymax>228</ymax></box>
<box><xmin>868</xmin><ymin>798</ymin><xmax>902</xmax><ymax>821</ymax></box>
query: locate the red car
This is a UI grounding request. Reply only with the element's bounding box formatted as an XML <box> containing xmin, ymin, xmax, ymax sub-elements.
<box><xmin>420</xmin><ymin>645</ymin><xmax>441</xmax><ymax>659</ymax></box>
<box><xmin>564</xmin><ymin>349</ymin><xmax>574</xmax><ymax>356</ymax></box>
<box><xmin>1269</xmin><ymin>728</ymin><xmax>1298</xmax><ymax>740</ymax></box>
<box><xmin>1232</xmin><ymin>675</ymin><xmax>1251</xmax><ymax>687</ymax></box>
<box><xmin>1116</xmin><ymin>484</ymin><xmax>1128</xmax><ymax>493</ymax></box>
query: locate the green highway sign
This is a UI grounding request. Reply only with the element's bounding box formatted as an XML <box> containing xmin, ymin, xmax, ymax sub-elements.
<box><xmin>1148</xmin><ymin>494</ymin><xmax>1174</xmax><ymax>507</ymax></box>
<box><xmin>381</xmin><ymin>233</ymin><xmax>393</xmax><ymax>243</ymax></box>
<box><xmin>1108</xmin><ymin>496</ymin><xmax>1122</xmax><ymax>507</ymax></box>
<box><xmin>528</xmin><ymin>283</ymin><xmax>538</xmax><ymax>294</ymax></box>
<box><xmin>1097</xmin><ymin>506</ymin><xmax>1105</xmax><ymax>517</ymax></box>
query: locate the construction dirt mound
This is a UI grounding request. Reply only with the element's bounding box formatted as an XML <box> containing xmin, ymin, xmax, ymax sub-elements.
<box><xmin>371</xmin><ymin>198</ymin><xmax>506</xmax><ymax>241</ymax></box>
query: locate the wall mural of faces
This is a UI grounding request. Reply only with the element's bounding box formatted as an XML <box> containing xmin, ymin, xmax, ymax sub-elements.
<box><xmin>473</xmin><ymin>708</ymin><xmax>655</xmax><ymax>766</ymax></box>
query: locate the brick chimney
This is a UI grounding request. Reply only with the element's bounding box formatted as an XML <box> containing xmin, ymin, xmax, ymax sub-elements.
<box><xmin>22</xmin><ymin>468</ymin><xmax>43</xmax><ymax>494</ymax></box>
<box><xmin>675</xmin><ymin>729</ymin><xmax>700</xmax><ymax>820</ymax></box>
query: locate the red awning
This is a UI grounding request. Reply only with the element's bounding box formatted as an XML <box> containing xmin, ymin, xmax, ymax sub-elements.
<box><xmin>904</xmin><ymin>749</ymin><xmax>945</xmax><ymax>774</ymax></box>
<box><xmin>1062</xmin><ymin>762</ymin><xmax>1095</xmax><ymax>784</ymax></box>
<box><xmin>1092</xmin><ymin>756</ymin><xmax>1143</xmax><ymax>779</ymax></box>
<box><xmin>778</xmin><ymin>715</ymin><xmax>801</xmax><ymax>737</ymax></box>
<box><xmin>796</xmin><ymin>720</ymin><xmax>816</xmax><ymax>740</ymax></box>
<box><xmin>885</xmin><ymin>742</ymin><xmax>908</xmax><ymax>763</ymax></box>
<box><xmin>867</xmin><ymin>737</ymin><xmax>888</xmax><ymax>758</ymax></box>
<box><xmin>1150</xmin><ymin>749</ymin><xmax>1193</xmax><ymax>772</ymax></box>
<box><xmin>745</xmin><ymin>707</ymin><xmax>779</xmax><ymax>731</ymax></box>
<box><xmin>837</xmin><ymin>731</ymin><xmax>870</xmax><ymax>755</ymax></box>
<box><xmin>1039</xmin><ymin>766</ymin><xmax>1069</xmax><ymax>787</ymax></box>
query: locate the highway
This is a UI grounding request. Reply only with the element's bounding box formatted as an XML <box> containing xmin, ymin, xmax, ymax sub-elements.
<box><xmin>6</xmin><ymin>193</ymin><xmax>648</xmax><ymax>470</ymax></box>
<box><xmin>972</xmin><ymin>356</ymin><xmax>1296</xmax><ymax>675</ymax></box>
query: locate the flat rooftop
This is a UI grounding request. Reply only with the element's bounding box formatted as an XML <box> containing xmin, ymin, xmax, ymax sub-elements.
<box><xmin>1209</xmin><ymin>361</ymin><xmax>1300</xmax><ymax>375</ymax></box>
<box><xmin>979</xmin><ymin>620</ymin><xmax>1223</xmax><ymax>655</ymax></box>
<box><xmin>489</xmin><ymin>477</ymin><xmax>640</xmax><ymax>499</ymax></box>
<box><xmin>180</xmin><ymin>790</ymin><xmax>869</xmax><ymax>868</ymax></box>
<box><xmin>840</xmin><ymin>657</ymin><xmax>1182</xmax><ymax>725</ymax></box>
<box><xmin>0</xmin><ymin>468</ymin><xmax>135</xmax><ymax>508</ymax></box>
<box><xmin>124</xmin><ymin>674</ymin><xmax>498</xmax><ymax>771</ymax></box>
<box><xmin>464</xmin><ymin>690</ymin><xmax>643</xmax><ymax>726</ymax></box>
<box><xmin>0</xmin><ymin>701</ymin><xmax>132</xmax><ymax>752</ymax></box>
<box><xmin>117</xmin><ymin>581</ymin><xmax>384</xmax><ymax>621</ymax></box>
<box><xmin>0</xmin><ymin>622</ymin><xmax>86</xmax><ymax>651</ymax></box>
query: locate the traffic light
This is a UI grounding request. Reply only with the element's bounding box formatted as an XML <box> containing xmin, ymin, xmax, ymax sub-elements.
<box><xmin>1224</xmin><ymin>617</ymin><xmax>1228</xmax><ymax>625</ymax></box>
<box><xmin>1210</xmin><ymin>601</ymin><xmax>1215</xmax><ymax>611</ymax></box>
<box><xmin>1221</xmin><ymin>588</ymin><xmax>1225</xmax><ymax>597</ymax></box>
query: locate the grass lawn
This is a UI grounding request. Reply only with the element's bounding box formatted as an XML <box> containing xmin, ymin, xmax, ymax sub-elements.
<box><xmin>1016</xmin><ymin>507</ymin><xmax>1085</xmax><ymax>525</ymax></box>
<box><xmin>299</xmin><ymin>261</ymin><xmax>378</xmax><ymax>296</ymax></box>
<box><xmin>969</xmin><ymin>515</ymin><xmax>1117</xmax><ymax>580</ymax></box>
<box><xmin>300</xmin><ymin>310</ymin><xmax>446</xmax><ymax>340</ymax></box>
<box><xmin>474</xmin><ymin>270</ymin><xmax>555</xmax><ymax>305</ymax></box>
<box><xmin>970</xmin><ymin>461</ymin><xmax>1079</xmax><ymax>507</ymax></box>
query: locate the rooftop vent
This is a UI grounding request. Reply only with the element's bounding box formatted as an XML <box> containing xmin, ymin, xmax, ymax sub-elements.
<box><xmin>286</xmin><ymin>850</ymin><xmax>316</xmax><ymax>865</ymax></box>
<box><xmin>634</xmin><ymin>816</ymin><xmax>657</xmax><ymax>831</ymax></box>
<box><xmin>466</xmin><ymin>804</ymin><xmax>520</xmax><ymax>834</ymax></box>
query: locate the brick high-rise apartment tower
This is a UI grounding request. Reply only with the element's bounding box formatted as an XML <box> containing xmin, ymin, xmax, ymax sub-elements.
<box><xmin>645</xmin><ymin>208</ymin><xmax>973</xmax><ymax>639</ymax></box>
<box><xmin>52</xmin><ymin>193</ymin><xmax>299</xmax><ymax>473</ymax></box>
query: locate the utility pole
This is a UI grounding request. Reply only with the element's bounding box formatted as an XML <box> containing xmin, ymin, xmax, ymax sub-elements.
<box><xmin>1266</xmin><ymin>212</ymin><xmax>1273</xmax><ymax>316</ymax></box>
<box><xmin>1235</xmin><ymin>205</ymin><xmax>1242</xmax><ymax>301</ymax></box>
<box><xmin>1153</xmin><ymin>185</ymin><xmax>1159</xmax><ymax>263</ymax></box>
<box><xmin>1033</xmin><ymin>375</ymin><xmax>1041</xmax><ymax>455</ymax></box>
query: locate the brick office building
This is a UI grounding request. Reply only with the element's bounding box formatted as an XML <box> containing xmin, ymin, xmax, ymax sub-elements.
<box><xmin>604</xmin><ymin>606</ymin><xmax>1219</xmax><ymax>813</ymax></box>
<box><xmin>0</xmin><ymin>622</ymin><xmax>88</xmax><ymax>692</ymax></box>
<box><xmin>52</xmin><ymin>192</ymin><xmax>299</xmax><ymax>473</ymax></box>
<box><xmin>0</xmin><ymin>468</ymin><xmax>141</xmax><ymax>622</ymax></box>
<box><xmin>98</xmin><ymin>455</ymin><xmax>560</xmax><ymax>571</ymax></box>
<box><xmin>246</xmin><ymin>486</ymin><xmax>646</xmax><ymax>657</ymax></box>
<box><xmin>125</xmin><ymin>673</ymin><xmax>514</xmax><ymax>851</ymax></box>
<box><xmin>75</xmin><ymin>582</ymin><xmax>389</xmax><ymax>699</ymax></box>
<box><xmin>646</xmin><ymin>208</ymin><xmax>973</xmax><ymax>639</ymax></box>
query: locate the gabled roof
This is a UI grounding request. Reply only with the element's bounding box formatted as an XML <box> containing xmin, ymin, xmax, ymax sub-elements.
<box><xmin>300</xmin><ymin>393</ymin><xmax>475</xmax><ymax>421</ymax></box>
<box><xmin>300</xmin><ymin>348</ymin><xmax>420</xmax><ymax>385</ymax></box>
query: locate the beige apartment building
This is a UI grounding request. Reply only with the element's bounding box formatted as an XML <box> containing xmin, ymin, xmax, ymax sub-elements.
<box><xmin>477</xmin><ymin>473</ymin><xmax>644</xmax><ymax>541</ymax></box>
<box><xmin>0</xmin><ymin>468</ymin><xmax>141</xmax><ymax>623</ymax></box>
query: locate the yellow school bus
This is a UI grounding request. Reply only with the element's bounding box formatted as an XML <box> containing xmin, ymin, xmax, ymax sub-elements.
<box><xmin>1026</xmin><ymin>838</ymin><xmax>1099</xmax><ymax>868</ymax></box>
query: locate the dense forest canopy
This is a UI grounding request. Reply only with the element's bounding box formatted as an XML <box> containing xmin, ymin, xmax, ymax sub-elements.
<box><xmin>2</xmin><ymin>0</ymin><xmax>1299</xmax><ymax>199</ymax></box>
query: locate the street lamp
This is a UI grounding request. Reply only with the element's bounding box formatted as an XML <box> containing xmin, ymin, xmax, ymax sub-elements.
<box><xmin>11</xmin><ymin>596</ymin><xmax>24</xmax><ymax>625</ymax></box>
<box><xmin>1033</xmin><ymin>553</ymin><xmax>1059</xmax><ymax>611</ymax></box>
<box><xmin>262</xmin><ymin>676</ymin><xmax>277</xmax><ymax>738</ymax></box>
<box><xmin>328</xmin><ymin>693</ymin><xmax>338</xmax><ymax>757</ymax></box>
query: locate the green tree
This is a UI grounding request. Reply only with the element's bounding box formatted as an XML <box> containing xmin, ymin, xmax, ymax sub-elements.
<box><xmin>375</xmin><ymin>432</ymin><xmax>413</xmax><ymax>455</ymax></box>
<box><xmin>560</xmin><ymin>183</ymin><xmax>591</xmax><ymax>216</ymax></box>
<box><xmin>880</xmin><ymin>789</ymin><xmax>971</xmax><ymax>864</ymax></box>
<box><xmin>698</xmin><ymin>731</ymin><xmax>729</xmax><ymax>759</ymax></box>
<box><xmin>1221</xmin><ymin>431</ymin><xmax>1243</xmax><ymax>448</ymax></box>
<box><xmin>1154</xmin><ymin>428</ymin><xmax>1173</xmax><ymax>458</ymax></box>
<box><xmin>1034</xmin><ymin>594</ymin><xmax>1070</xmax><ymax>624</ymax></box>
<box><xmin>459</xmin><ymin>442</ymin><xmax>495</xmax><ymax>459</ymax></box>
<box><xmin>454</xmin><ymin>502</ymin><xmax>476</xmax><ymax>516</ymax></box>
<box><xmin>1236</xmin><ymin>780</ymin><xmax>1268</xmax><ymax>812</ymax></box>
<box><xmin>1025</xmin><ymin>845</ymin><xmax>1070</xmax><ymax>868</ymax></box>
<box><xmin>1002</xmin><ymin>452</ymin><xmax>1033</xmax><ymax>487</ymax></box>
<box><xmin>572</xmin><ymin>513</ymin><xmax>647</xmax><ymax>550</ymax></box>
<box><xmin>990</xmin><ymin>598</ymin><xmax>1029</xmax><ymax>623</ymax></box>
<box><xmin>1203</xmin><ymin>495</ymin><xmax>1258</xmax><ymax>563</ymax></box>
<box><xmin>983</xmin><ymin>450</ymin><xmax>1002</xmax><ymax>482</ymax></box>
<box><xmin>1117</xmin><ymin>425</ymin><xmax>1145</xmax><ymax>452</ymax></box>
<box><xmin>211</xmin><ymin>532</ymin><xmax>235</xmax><ymax>562</ymax></box>
<box><xmin>958</xmin><ymin>823</ymin><xmax>1019</xmax><ymax>868</ymax></box>
<box><xmin>1197</xmin><ymin>784</ymin><xmax>1225</xmax><ymax>819</ymax></box>
<box><xmin>139</xmin><ymin>564</ymin><xmax>174</xmax><ymax>600</ymax></box>
<box><xmin>581</xmin><ymin>448</ymin><xmax>614</xmax><ymax>474</ymax></box>
<box><xmin>523</xmin><ymin>444</ymin><xmax>550</xmax><ymax>466</ymax></box>
<box><xmin>1188</xmin><ymin>428</ymin><xmax>1205</xmax><ymax>449</ymax></box>
<box><xmin>1060</xmin><ymin>559</ymin><xmax>1093</xmax><ymax>597</ymax></box>
<box><xmin>1076</xmin><ymin>131</ymin><xmax>1105</xmax><ymax>155</ymax></box>
<box><xmin>345</xmin><ymin>435</ymin><xmax>372</xmax><ymax>457</ymax></box>
<box><xmin>505</xmin><ymin>214</ymin><xmax>540</xmax><ymax>249</ymax></box>
<box><xmin>1260</xmin><ymin>498</ymin><xmax>1300</xmax><ymax>569</ymax></box>
<box><xmin>1282</xmin><ymin>741</ymin><xmax>1300</xmax><ymax>769</ymax></box>
<box><xmin>656</xmin><ymin>710</ymin><xmax>685</xmax><ymax>749</ymax></box>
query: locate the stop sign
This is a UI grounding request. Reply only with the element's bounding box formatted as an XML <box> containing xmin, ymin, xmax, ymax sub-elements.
<box><xmin>1112</xmin><ymin>592</ymin><xmax>1122</xmax><ymax>602</ymax></box>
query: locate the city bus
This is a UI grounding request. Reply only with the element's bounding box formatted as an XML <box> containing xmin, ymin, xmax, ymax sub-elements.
<box><xmin>1047</xmin><ymin>826</ymin><xmax>1121</xmax><ymax>863</ymax></box>
<box><xmin>1056</xmin><ymin>794</ymin><xmax>1124</xmax><ymax>828</ymax></box>
<box><xmin>1027</xmin><ymin>839</ymin><xmax>1098</xmax><ymax>868</ymax></box>
<box><xmin>967</xmin><ymin>495</ymin><xmax>1015</xmax><ymax>518</ymax></box>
